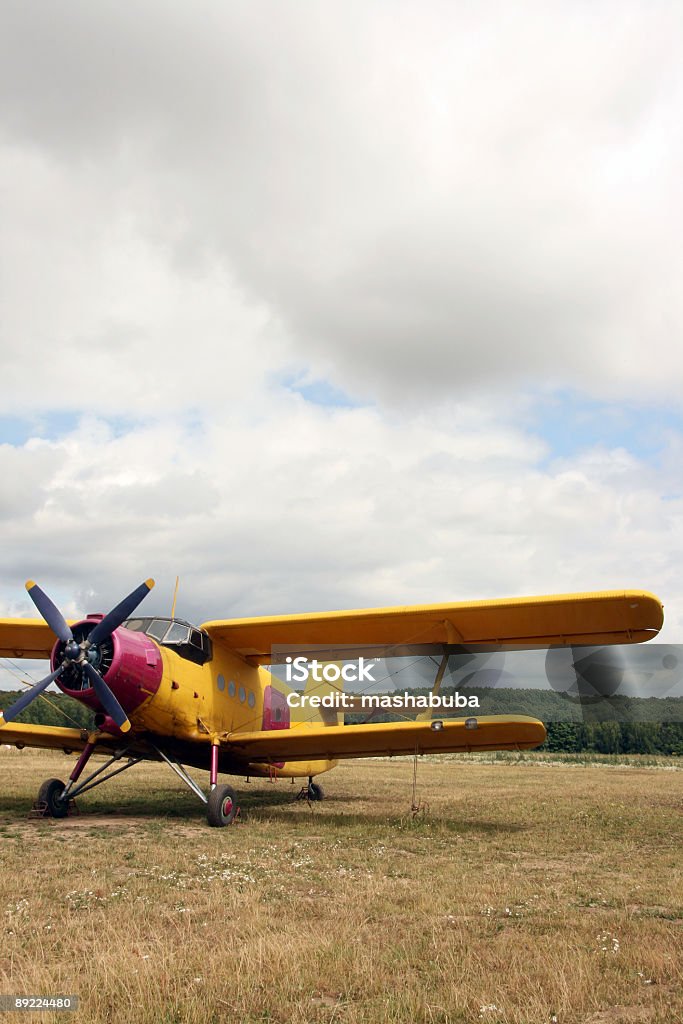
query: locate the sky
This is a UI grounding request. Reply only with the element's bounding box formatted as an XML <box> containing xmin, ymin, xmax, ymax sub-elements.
<box><xmin>1</xmin><ymin>1</ymin><xmax>682</xmax><ymax>692</ymax></box>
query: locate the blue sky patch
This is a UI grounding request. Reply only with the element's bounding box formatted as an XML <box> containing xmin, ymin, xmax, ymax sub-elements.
<box><xmin>529</xmin><ymin>391</ymin><xmax>683</xmax><ymax>464</ymax></box>
<box><xmin>0</xmin><ymin>412</ymin><xmax>153</xmax><ymax>446</ymax></box>
<box><xmin>0</xmin><ymin>411</ymin><xmax>81</xmax><ymax>445</ymax></box>
<box><xmin>281</xmin><ymin>374</ymin><xmax>364</xmax><ymax>409</ymax></box>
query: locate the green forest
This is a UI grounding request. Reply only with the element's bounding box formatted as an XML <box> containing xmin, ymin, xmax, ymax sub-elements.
<box><xmin>0</xmin><ymin>689</ymin><xmax>94</xmax><ymax>729</ymax></box>
<box><xmin>345</xmin><ymin>684</ymin><xmax>683</xmax><ymax>756</ymax></box>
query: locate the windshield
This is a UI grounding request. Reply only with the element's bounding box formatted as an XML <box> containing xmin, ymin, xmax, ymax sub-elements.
<box><xmin>164</xmin><ymin>621</ymin><xmax>190</xmax><ymax>643</ymax></box>
<box><xmin>122</xmin><ymin>616</ymin><xmax>211</xmax><ymax>665</ymax></box>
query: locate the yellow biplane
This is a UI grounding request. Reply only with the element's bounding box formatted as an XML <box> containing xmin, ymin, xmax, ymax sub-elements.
<box><xmin>0</xmin><ymin>580</ymin><xmax>663</xmax><ymax>826</ymax></box>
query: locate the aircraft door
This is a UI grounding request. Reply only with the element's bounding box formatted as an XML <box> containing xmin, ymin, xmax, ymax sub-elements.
<box><xmin>262</xmin><ymin>686</ymin><xmax>290</xmax><ymax>731</ymax></box>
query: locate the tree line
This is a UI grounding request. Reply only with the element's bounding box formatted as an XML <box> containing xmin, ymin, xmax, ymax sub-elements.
<box><xmin>345</xmin><ymin>684</ymin><xmax>683</xmax><ymax>755</ymax></box>
<box><xmin>0</xmin><ymin>689</ymin><xmax>94</xmax><ymax>729</ymax></box>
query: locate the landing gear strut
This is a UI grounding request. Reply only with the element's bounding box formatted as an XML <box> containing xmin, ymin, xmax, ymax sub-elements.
<box><xmin>31</xmin><ymin>740</ymin><xmax>241</xmax><ymax>828</ymax></box>
<box><xmin>151</xmin><ymin>744</ymin><xmax>240</xmax><ymax>827</ymax></box>
<box><xmin>33</xmin><ymin>743</ymin><xmax>143</xmax><ymax>819</ymax></box>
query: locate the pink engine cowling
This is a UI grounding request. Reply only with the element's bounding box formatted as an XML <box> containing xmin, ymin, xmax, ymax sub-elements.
<box><xmin>51</xmin><ymin>616</ymin><xmax>163</xmax><ymax>728</ymax></box>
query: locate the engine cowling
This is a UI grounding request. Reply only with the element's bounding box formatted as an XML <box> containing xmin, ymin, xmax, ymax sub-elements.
<box><xmin>51</xmin><ymin>615</ymin><xmax>163</xmax><ymax>728</ymax></box>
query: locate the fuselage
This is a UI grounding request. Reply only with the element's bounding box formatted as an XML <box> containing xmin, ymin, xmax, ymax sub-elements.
<box><xmin>52</xmin><ymin>615</ymin><xmax>336</xmax><ymax>780</ymax></box>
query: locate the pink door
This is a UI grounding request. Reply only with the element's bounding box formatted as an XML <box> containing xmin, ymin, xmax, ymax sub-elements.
<box><xmin>262</xmin><ymin>686</ymin><xmax>290</xmax><ymax>731</ymax></box>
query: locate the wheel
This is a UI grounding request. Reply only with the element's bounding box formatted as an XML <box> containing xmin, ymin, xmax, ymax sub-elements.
<box><xmin>207</xmin><ymin>784</ymin><xmax>238</xmax><ymax>827</ymax></box>
<box><xmin>307</xmin><ymin>780</ymin><xmax>324</xmax><ymax>802</ymax></box>
<box><xmin>37</xmin><ymin>778</ymin><xmax>69</xmax><ymax>818</ymax></box>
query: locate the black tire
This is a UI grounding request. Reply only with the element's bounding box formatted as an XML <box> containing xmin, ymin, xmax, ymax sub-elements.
<box><xmin>207</xmin><ymin>784</ymin><xmax>238</xmax><ymax>827</ymax></box>
<box><xmin>37</xmin><ymin>778</ymin><xmax>69</xmax><ymax>819</ymax></box>
<box><xmin>307</xmin><ymin>780</ymin><xmax>324</xmax><ymax>802</ymax></box>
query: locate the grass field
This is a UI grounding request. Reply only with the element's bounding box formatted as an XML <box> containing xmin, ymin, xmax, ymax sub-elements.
<box><xmin>0</xmin><ymin>749</ymin><xmax>681</xmax><ymax>1024</ymax></box>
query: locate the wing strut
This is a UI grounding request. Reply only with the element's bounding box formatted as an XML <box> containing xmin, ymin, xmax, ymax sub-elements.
<box><xmin>416</xmin><ymin>649</ymin><xmax>450</xmax><ymax>722</ymax></box>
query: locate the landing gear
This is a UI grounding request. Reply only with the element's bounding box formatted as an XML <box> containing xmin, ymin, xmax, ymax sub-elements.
<box><xmin>207</xmin><ymin>784</ymin><xmax>238</xmax><ymax>827</ymax></box>
<box><xmin>296</xmin><ymin>777</ymin><xmax>326</xmax><ymax>802</ymax></box>
<box><xmin>32</xmin><ymin>745</ymin><xmax>142</xmax><ymax>820</ymax></box>
<box><xmin>153</xmin><ymin>743</ymin><xmax>240</xmax><ymax>828</ymax></box>
<box><xmin>307</xmin><ymin>779</ymin><xmax>324</xmax><ymax>801</ymax></box>
<box><xmin>30</xmin><ymin>740</ymin><xmax>241</xmax><ymax>828</ymax></box>
<box><xmin>36</xmin><ymin>778</ymin><xmax>69</xmax><ymax>818</ymax></box>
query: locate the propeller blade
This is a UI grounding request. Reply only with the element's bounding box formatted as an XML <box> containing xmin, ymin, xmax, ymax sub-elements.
<box><xmin>83</xmin><ymin>662</ymin><xmax>131</xmax><ymax>733</ymax></box>
<box><xmin>25</xmin><ymin>580</ymin><xmax>73</xmax><ymax>644</ymax></box>
<box><xmin>0</xmin><ymin>665</ymin><xmax>65</xmax><ymax>724</ymax></box>
<box><xmin>87</xmin><ymin>578</ymin><xmax>155</xmax><ymax>647</ymax></box>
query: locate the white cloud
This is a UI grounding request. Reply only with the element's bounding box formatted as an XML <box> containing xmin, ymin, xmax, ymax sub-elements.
<box><xmin>2</xmin><ymin>1</ymin><xmax>682</xmax><ymax>409</ymax></box>
<box><xmin>0</xmin><ymin>408</ymin><xmax>680</xmax><ymax>649</ymax></box>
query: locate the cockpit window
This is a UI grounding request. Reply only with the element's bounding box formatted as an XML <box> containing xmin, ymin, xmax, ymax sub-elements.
<box><xmin>164</xmin><ymin>622</ymin><xmax>190</xmax><ymax>644</ymax></box>
<box><xmin>147</xmin><ymin>619</ymin><xmax>170</xmax><ymax>641</ymax></box>
<box><xmin>122</xmin><ymin>616</ymin><xmax>212</xmax><ymax>665</ymax></box>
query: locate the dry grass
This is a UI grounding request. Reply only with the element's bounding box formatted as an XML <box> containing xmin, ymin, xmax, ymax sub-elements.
<box><xmin>0</xmin><ymin>749</ymin><xmax>681</xmax><ymax>1024</ymax></box>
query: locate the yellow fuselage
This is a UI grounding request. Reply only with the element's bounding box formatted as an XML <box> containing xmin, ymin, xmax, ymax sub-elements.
<box><xmin>127</xmin><ymin>639</ymin><xmax>336</xmax><ymax>780</ymax></box>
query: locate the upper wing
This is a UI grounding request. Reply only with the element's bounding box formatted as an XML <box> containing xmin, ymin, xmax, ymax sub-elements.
<box><xmin>202</xmin><ymin>590</ymin><xmax>663</xmax><ymax>664</ymax></box>
<box><xmin>0</xmin><ymin>618</ymin><xmax>62</xmax><ymax>659</ymax></box>
<box><xmin>225</xmin><ymin>715</ymin><xmax>546</xmax><ymax>761</ymax></box>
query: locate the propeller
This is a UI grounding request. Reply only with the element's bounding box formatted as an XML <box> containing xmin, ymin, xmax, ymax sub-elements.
<box><xmin>25</xmin><ymin>581</ymin><xmax>73</xmax><ymax>645</ymax></box>
<box><xmin>0</xmin><ymin>578</ymin><xmax>155</xmax><ymax>733</ymax></box>
<box><xmin>82</xmin><ymin>662</ymin><xmax>130</xmax><ymax>730</ymax></box>
<box><xmin>545</xmin><ymin>645</ymin><xmax>626</xmax><ymax>702</ymax></box>
<box><xmin>1</xmin><ymin>666</ymin><xmax>65</xmax><ymax>724</ymax></box>
<box><xmin>86</xmin><ymin>579</ymin><xmax>155</xmax><ymax>648</ymax></box>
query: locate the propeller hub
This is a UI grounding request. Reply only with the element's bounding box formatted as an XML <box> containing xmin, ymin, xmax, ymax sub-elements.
<box><xmin>64</xmin><ymin>640</ymin><xmax>81</xmax><ymax>661</ymax></box>
<box><xmin>53</xmin><ymin>623</ymin><xmax>114</xmax><ymax>691</ymax></box>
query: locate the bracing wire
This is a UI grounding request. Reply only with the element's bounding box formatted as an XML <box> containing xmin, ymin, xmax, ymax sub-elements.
<box><xmin>0</xmin><ymin>657</ymin><xmax>84</xmax><ymax>729</ymax></box>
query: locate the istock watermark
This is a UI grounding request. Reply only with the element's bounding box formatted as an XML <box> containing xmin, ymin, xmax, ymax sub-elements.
<box><xmin>284</xmin><ymin>656</ymin><xmax>377</xmax><ymax>684</ymax></box>
<box><xmin>286</xmin><ymin>691</ymin><xmax>481</xmax><ymax>710</ymax></box>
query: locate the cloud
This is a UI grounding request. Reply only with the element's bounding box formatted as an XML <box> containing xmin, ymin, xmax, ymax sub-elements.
<box><xmin>0</xmin><ymin>407</ymin><xmax>680</xmax><ymax>654</ymax></box>
<box><xmin>1</xmin><ymin>1</ymin><xmax>682</xmax><ymax>410</ymax></box>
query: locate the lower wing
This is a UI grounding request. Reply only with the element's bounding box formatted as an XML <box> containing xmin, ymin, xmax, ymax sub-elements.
<box><xmin>0</xmin><ymin>716</ymin><xmax>545</xmax><ymax>778</ymax></box>
<box><xmin>224</xmin><ymin>715</ymin><xmax>546</xmax><ymax>761</ymax></box>
<box><xmin>0</xmin><ymin>722</ymin><xmax>131</xmax><ymax>757</ymax></box>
